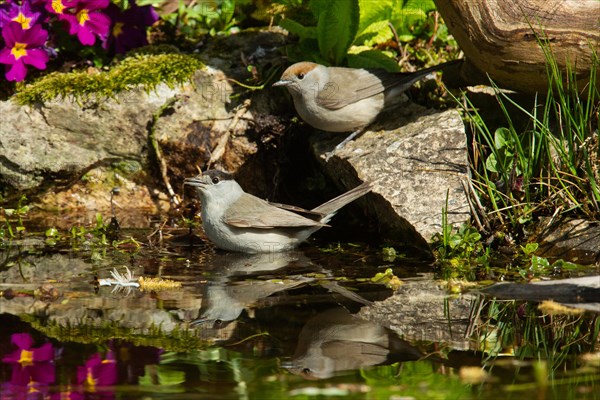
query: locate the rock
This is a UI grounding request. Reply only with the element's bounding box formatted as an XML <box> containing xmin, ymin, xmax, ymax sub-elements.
<box><xmin>532</xmin><ymin>217</ymin><xmax>600</xmax><ymax>265</ymax></box>
<box><xmin>0</xmin><ymin>30</ymin><xmax>289</xmax><ymax>212</ymax></box>
<box><xmin>311</xmin><ymin>103</ymin><xmax>470</xmax><ymax>248</ymax></box>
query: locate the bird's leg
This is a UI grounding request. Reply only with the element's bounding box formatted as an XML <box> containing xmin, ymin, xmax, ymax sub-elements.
<box><xmin>324</xmin><ymin>128</ymin><xmax>365</xmax><ymax>161</ymax></box>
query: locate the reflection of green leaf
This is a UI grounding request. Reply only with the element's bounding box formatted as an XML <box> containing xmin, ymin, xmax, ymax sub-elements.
<box><xmin>139</xmin><ymin>365</ymin><xmax>185</xmax><ymax>391</ymax></box>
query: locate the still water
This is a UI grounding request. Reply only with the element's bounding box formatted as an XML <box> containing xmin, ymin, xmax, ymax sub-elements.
<box><xmin>0</xmin><ymin>220</ymin><xmax>598</xmax><ymax>399</ymax></box>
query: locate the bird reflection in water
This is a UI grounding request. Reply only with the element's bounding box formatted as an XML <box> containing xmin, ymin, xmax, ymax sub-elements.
<box><xmin>284</xmin><ymin>307</ymin><xmax>427</xmax><ymax>380</ymax></box>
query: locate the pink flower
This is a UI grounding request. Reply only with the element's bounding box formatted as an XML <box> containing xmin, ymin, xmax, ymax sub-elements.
<box><xmin>59</xmin><ymin>0</ymin><xmax>110</xmax><ymax>45</ymax></box>
<box><xmin>0</xmin><ymin>21</ymin><xmax>49</xmax><ymax>81</ymax></box>
<box><xmin>0</xmin><ymin>0</ymin><xmax>43</xmax><ymax>30</ymax></box>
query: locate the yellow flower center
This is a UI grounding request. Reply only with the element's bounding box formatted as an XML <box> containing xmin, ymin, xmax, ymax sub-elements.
<box><xmin>85</xmin><ymin>369</ymin><xmax>97</xmax><ymax>392</ymax></box>
<box><xmin>113</xmin><ymin>22</ymin><xmax>124</xmax><ymax>37</ymax></box>
<box><xmin>18</xmin><ymin>349</ymin><xmax>34</xmax><ymax>364</ymax></box>
<box><xmin>51</xmin><ymin>0</ymin><xmax>64</xmax><ymax>14</ymax></box>
<box><xmin>77</xmin><ymin>9</ymin><xmax>90</xmax><ymax>26</ymax></box>
<box><xmin>13</xmin><ymin>12</ymin><xmax>32</xmax><ymax>30</ymax></box>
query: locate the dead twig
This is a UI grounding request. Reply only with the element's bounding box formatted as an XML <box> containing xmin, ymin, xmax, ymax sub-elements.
<box><xmin>207</xmin><ymin>98</ymin><xmax>252</xmax><ymax>169</ymax></box>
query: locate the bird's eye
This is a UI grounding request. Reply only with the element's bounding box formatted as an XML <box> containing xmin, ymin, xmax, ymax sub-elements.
<box><xmin>302</xmin><ymin>368</ymin><xmax>311</xmax><ymax>374</ymax></box>
<box><xmin>297</xmin><ymin>73</ymin><xmax>305</xmax><ymax>80</ymax></box>
<box><xmin>212</xmin><ymin>177</ymin><xmax>220</xmax><ymax>184</ymax></box>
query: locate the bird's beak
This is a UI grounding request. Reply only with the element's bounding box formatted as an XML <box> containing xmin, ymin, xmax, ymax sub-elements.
<box><xmin>184</xmin><ymin>177</ymin><xmax>205</xmax><ymax>187</ymax></box>
<box><xmin>273</xmin><ymin>79</ymin><xmax>291</xmax><ymax>87</ymax></box>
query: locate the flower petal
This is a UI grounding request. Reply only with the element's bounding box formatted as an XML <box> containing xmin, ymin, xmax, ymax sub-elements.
<box><xmin>0</xmin><ymin>47</ymin><xmax>15</xmax><ymax>64</ymax></box>
<box><xmin>11</xmin><ymin>333</ymin><xmax>34</xmax><ymax>350</ymax></box>
<box><xmin>77</xmin><ymin>27</ymin><xmax>95</xmax><ymax>45</ymax></box>
<box><xmin>4</xmin><ymin>58</ymin><xmax>27</xmax><ymax>81</ymax></box>
<box><xmin>23</xmin><ymin>48</ymin><xmax>49</xmax><ymax>69</ymax></box>
<box><xmin>21</xmin><ymin>23</ymin><xmax>48</xmax><ymax>47</ymax></box>
<box><xmin>32</xmin><ymin>342</ymin><xmax>54</xmax><ymax>362</ymax></box>
<box><xmin>2</xmin><ymin>21</ymin><xmax>22</xmax><ymax>46</ymax></box>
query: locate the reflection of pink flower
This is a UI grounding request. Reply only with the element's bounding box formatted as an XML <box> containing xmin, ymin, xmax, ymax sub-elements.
<box><xmin>77</xmin><ymin>351</ymin><xmax>117</xmax><ymax>390</ymax></box>
<box><xmin>1</xmin><ymin>333</ymin><xmax>56</xmax><ymax>398</ymax></box>
<box><xmin>2</xmin><ymin>333</ymin><xmax>54</xmax><ymax>364</ymax></box>
<box><xmin>50</xmin><ymin>389</ymin><xmax>85</xmax><ymax>400</ymax></box>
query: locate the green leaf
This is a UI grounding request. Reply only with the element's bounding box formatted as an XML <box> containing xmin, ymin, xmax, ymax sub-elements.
<box><xmin>354</xmin><ymin>20</ymin><xmax>394</xmax><ymax>46</ymax></box>
<box><xmin>45</xmin><ymin>227</ymin><xmax>59</xmax><ymax>238</ymax></box>
<box><xmin>309</xmin><ymin>0</ymin><xmax>327</xmax><ymax>18</ymax></box>
<box><xmin>390</xmin><ymin>0</ymin><xmax>435</xmax><ymax>36</ymax></box>
<box><xmin>347</xmin><ymin>50</ymin><xmax>400</xmax><ymax>72</ymax></box>
<box><xmin>279</xmin><ymin>18</ymin><xmax>317</xmax><ymax>39</ymax></box>
<box><xmin>530</xmin><ymin>255</ymin><xmax>550</xmax><ymax>270</ymax></box>
<box><xmin>494</xmin><ymin>127</ymin><xmax>511</xmax><ymax>149</ymax></box>
<box><xmin>521</xmin><ymin>242</ymin><xmax>539</xmax><ymax>255</ymax></box>
<box><xmin>357</xmin><ymin>0</ymin><xmax>393</xmax><ymax>34</ymax></box>
<box><xmin>316</xmin><ymin>0</ymin><xmax>359</xmax><ymax>65</ymax></box>
<box><xmin>485</xmin><ymin>153</ymin><xmax>500</xmax><ymax>173</ymax></box>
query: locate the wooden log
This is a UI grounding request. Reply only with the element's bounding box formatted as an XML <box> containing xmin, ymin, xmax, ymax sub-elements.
<box><xmin>434</xmin><ymin>0</ymin><xmax>600</xmax><ymax>93</ymax></box>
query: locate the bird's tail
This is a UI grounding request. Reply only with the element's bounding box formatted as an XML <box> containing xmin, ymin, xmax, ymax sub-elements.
<box><xmin>312</xmin><ymin>181</ymin><xmax>372</xmax><ymax>222</ymax></box>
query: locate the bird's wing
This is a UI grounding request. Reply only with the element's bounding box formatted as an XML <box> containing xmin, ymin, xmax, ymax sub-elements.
<box><xmin>317</xmin><ymin>61</ymin><xmax>459</xmax><ymax>110</ymax></box>
<box><xmin>267</xmin><ymin>201</ymin><xmax>326</xmax><ymax>221</ymax></box>
<box><xmin>316</xmin><ymin>67</ymin><xmax>386</xmax><ymax>110</ymax></box>
<box><xmin>321</xmin><ymin>340</ymin><xmax>389</xmax><ymax>364</ymax></box>
<box><xmin>224</xmin><ymin>193</ymin><xmax>327</xmax><ymax>229</ymax></box>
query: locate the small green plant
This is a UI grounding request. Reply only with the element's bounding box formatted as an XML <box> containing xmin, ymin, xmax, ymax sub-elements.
<box><xmin>155</xmin><ymin>0</ymin><xmax>247</xmax><ymax>39</ymax></box>
<box><xmin>279</xmin><ymin>0</ymin><xmax>443</xmax><ymax>70</ymax></box>
<box><xmin>432</xmin><ymin>193</ymin><xmax>484</xmax><ymax>262</ymax></box>
<box><xmin>0</xmin><ymin>195</ymin><xmax>29</xmax><ymax>240</ymax></box>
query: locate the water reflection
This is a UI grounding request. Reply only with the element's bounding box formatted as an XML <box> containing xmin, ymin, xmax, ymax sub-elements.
<box><xmin>194</xmin><ymin>251</ymin><xmax>374</xmax><ymax>330</ymax></box>
<box><xmin>284</xmin><ymin>307</ymin><xmax>424</xmax><ymax>380</ymax></box>
<box><xmin>1</xmin><ymin>228</ymin><xmax>598</xmax><ymax>398</ymax></box>
<box><xmin>195</xmin><ymin>252</ymin><xmax>316</xmax><ymax>327</ymax></box>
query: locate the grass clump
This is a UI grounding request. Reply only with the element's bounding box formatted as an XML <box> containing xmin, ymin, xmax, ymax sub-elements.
<box><xmin>466</xmin><ymin>44</ymin><xmax>599</xmax><ymax>232</ymax></box>
<box><xmin>14</xmin><ymin>47</ymin><xmax>205</xmax><ymax>105</ymax></box>
<box><xmin>434</xmin><ymin>41</ymin><xmax>599</xmax><ymax>279</ymax></box>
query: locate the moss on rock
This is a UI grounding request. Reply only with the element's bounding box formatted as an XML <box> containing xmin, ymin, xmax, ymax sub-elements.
<box><xmin>14</xmin><ymin>47</ymin><xmax>205</xmax><ymax>105</ymax></box>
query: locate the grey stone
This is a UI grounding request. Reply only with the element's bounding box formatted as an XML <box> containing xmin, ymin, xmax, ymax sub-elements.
<box><xmin>311</xmin><ymin>102</ymin><xmax>471</xmax><ymax>246</ymax></box>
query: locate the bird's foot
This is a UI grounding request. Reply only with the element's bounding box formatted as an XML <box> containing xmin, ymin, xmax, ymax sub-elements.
<box><xmin>324</xmin><ymin>129</ymin><xmax>363</xmax><ymax>161</ymax></box>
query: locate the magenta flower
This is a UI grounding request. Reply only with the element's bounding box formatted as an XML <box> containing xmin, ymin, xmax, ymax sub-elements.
<box><xmin>77</xmin><ymin>351</ymin><xmax>117</xmax><ymax>390</ymax></box>
<box><xmin>2</xmin><ymin>333</ymin><xmax>54</xmax><ymax>364</ymax></box>
<box><xmin>0</xmin><ymin>21</ymin><xmax>49</xmax><ymax>81</ymax></box>
<box><xmin>45</xmin><ymin>0</ymin><xmax>69</xmax><ymax>15</ymax></box>
<box><xmin>0</xmin><ymin>0</ymin><xmax>43</xmax><ymax>29</ymax></box>
<box><xmin>59</xmin><ymin>0</ymin><xmax>110</xmax><ymax>45</ymax></box>
<box><xmin>102</xmin><ymin>0</ymin><xmax>158</xmax><ymax>54</ymax></box>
